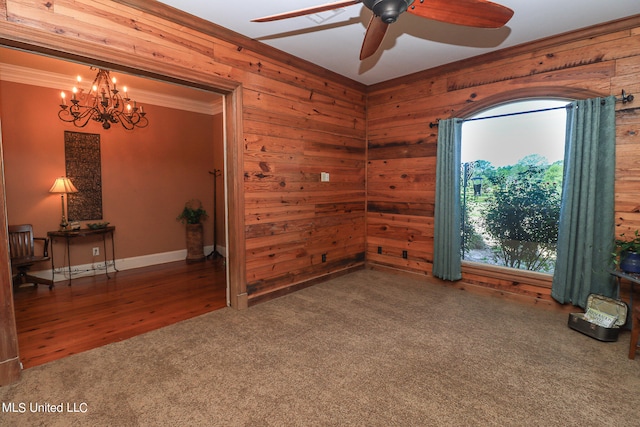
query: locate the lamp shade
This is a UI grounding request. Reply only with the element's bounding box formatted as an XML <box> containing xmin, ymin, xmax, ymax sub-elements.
<box><xmin>49</xmin><ymin>177</ymin><xmax>78</xmax><ymax>194</ymax></box>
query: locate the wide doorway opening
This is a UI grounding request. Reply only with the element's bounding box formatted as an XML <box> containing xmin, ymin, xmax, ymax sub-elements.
<box><xmin>0</xmin><ymin>45</ymin><xmax>236</xmax><ymax>368</ymax></box>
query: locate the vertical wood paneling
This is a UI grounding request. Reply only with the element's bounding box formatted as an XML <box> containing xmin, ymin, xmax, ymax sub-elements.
<box><xmin>0</xmin><ymin>154</ymin><xmax>21</xmax><ymax>386</ymax></box>
<box><xmin>0</xmin><ymin>19</ymin><xmax>22</xmax><ymax>381</ymax></box>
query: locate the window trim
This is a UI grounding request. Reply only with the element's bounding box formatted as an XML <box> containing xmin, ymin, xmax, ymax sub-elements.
<box><xmin>462</xmin><ymin>260</ymin><xmax>553</xmax><ymax>289</ymax></box>
<box><xmin>455</xmin><ymin>87</ymin><xmax>603</xmax><ymax>119</ymax></box>
<box><xmin>456</xmin><ymin>87</ymin><xmax>604</xmax><ymax>281</ymax></box>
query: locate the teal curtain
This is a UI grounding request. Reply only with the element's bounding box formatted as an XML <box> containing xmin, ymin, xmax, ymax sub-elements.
<box><xmin>433</xmin><ymin>118</ymin><xmax>462</xmax><ymax>281</ymax></box>
<box><xmin>551</xmin><ymin>96</ymin><xmax>616</xmax><ymax>308</ymax></box>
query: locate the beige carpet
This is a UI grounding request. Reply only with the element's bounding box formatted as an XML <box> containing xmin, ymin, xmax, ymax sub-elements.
<box><xmin>1</xmin><ymin>269</ymin><xmax>639</xmax><ymax>426</ymax></box>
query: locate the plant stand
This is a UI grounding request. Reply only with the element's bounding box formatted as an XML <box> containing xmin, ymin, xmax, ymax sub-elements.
<box><xmin>185</xmin><ymin>223</ymin><xmax>205</xmax><ymax>263</ymax></box>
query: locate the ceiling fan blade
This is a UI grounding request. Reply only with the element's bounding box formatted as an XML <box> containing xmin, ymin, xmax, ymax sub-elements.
<box><xmin>251</xmin><ymin>0</ymin><xmax>362</xmax><ymax>22</ymax></box>
<box><xmin>408</xmin><ymin>0</ymin><xmax>514</xmax><ymax>28</ymax></box>
<box><xmin>360</xmin><ymin>15</ymin><xmax>389</xmax><ymax>60</ymax></box>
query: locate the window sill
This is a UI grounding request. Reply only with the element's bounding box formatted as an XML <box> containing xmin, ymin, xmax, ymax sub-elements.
<box><xmin>461</xmin><ymin>261</ymin><xmax>553</xmax><ymax>289</ymax></box>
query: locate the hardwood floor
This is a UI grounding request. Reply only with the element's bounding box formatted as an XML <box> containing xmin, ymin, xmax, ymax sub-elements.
<box><xmin>12</xmin><ymin>257</ymin><xmax>227</xmax><ymax>369</ymax></box>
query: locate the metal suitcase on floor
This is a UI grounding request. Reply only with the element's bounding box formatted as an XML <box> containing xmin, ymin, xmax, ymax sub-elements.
<box><xmin>568</xmin><ymin>294</ymin><xmax>628</xmax><ymax>342</ymax></box>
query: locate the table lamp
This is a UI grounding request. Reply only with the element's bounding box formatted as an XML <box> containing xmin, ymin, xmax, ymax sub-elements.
<box><xmin>49</xmin><ymin>177</ymin><xmax>78</xmax><ymax>230</ymax></box>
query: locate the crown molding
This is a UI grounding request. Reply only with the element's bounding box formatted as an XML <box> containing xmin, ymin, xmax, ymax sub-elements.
<box><xmin>0</xmin><ymin>62</ymin><xmax>223</xmax><ymax>116</ymax></box>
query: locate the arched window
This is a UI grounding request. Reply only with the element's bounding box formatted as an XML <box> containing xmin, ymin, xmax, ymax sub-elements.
<box><xmin>460</xmin><ymin>99</ymin><xmax>569</xmax><ymax>274</ymax></box>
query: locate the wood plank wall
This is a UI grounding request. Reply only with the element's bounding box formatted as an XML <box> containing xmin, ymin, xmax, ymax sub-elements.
<box><xmin>0</xmin><ymin>0</ymin><xmax>637</xmax><ymax>385</ymax></box>
<box><xmin>0</xmin><ymin>151</ymin><xmax>21</xmax><ymax>386</ymax></box>
<box><xmin>366</xmin><ymin>16</ymin><xmax>640</xmax><ymax>306</ymax></box>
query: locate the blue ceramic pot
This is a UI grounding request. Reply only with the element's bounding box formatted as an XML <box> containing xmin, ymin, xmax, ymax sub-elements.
<box><xmin>620</xmin><ymin>251</ymin><xmax>640</xmax><ymax>274</ymax></box>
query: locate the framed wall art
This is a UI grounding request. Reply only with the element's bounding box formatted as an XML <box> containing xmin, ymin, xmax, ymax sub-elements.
<box><xmin>64</xmin><ymin>130</ymin><xmax>103</xmax><ymax>221</ymax></box>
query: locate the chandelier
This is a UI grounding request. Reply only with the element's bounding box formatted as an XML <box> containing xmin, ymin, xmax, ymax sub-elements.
<box><xmin>58</xmin><ymin>68</ymin><xmax>148</xmax><ymax>130</ymax></box>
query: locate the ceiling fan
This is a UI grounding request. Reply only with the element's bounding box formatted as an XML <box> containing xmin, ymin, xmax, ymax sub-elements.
<box><xmin>252</xmin><ymin>0</ymin><xmax>514</xmax><ymax>60</ymax></box>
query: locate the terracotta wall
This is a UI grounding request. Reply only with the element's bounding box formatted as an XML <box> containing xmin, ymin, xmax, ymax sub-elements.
<box><xmin>0</xmin><ymin>79</ymin><xmax>222</xmax><ymax>267</ymax></box>
<box><xmin>365</xmin><ymin>17</ymin><xmax>640</xmax><ymax>306</ymax></box>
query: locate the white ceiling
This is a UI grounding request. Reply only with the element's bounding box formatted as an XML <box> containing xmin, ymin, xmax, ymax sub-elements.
<box><xmin>157</xmin><ymin>0</ymin><xmax>640</xmax><ymax>85</ymax></box>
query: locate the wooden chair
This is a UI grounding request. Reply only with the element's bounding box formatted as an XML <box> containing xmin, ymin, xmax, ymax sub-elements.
<box><xmin>8</xmin><ymin>224</ymin><xmax>54</xmax><ymax>290</ymax></box>
<box><xmin>630</xmin><ymin>305</ymin><xmax>640</xmax><ymax>360</ymax></box>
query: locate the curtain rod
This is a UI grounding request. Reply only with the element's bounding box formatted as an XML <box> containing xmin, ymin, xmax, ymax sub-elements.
<box><xmin>428</xmin><ymin>90</ymin><xmax>634</xmax><ymax>128</ymax></box>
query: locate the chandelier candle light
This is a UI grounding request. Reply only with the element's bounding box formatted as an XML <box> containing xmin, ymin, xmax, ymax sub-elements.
<box><xmin>58</xmin><ymin>68</ymin><xmax>148</xmax><ymax>130</ymax></box>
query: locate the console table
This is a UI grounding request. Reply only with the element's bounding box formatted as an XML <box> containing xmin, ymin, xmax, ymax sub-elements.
<box><xmin>48</xmin><ymin>226</ymin><xmax>118</xmax><ymax>285</ymax></box>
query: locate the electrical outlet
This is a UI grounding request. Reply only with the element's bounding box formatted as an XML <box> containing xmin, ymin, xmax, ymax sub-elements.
<box><xmin>402</xmin><ymin>250</ymin><xmax>408</xmax><ymax>259</ymax></box>
<box><xmin>377</xmin><ymin>246</ymin><xmax>382</xmax><ymax>254</ymax></box>
<box><xmin>322</xmin><ymin>253</ymin><xmax>327</xmax><ymax>263</ymax></box>
<box><xmin>92</xmin><ymin>247</ymin><xmax>100</xmax><ymax>256</ymax></box>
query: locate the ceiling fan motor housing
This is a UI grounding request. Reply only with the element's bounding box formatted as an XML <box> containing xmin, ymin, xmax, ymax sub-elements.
<box><xmin>363</xmin><ymin>0</ymin><xmax>414</xmax><ymax>23</ymax></box>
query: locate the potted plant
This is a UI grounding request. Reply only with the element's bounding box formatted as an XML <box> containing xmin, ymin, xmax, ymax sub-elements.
<box><xmin>177</xmin><ymin>199</ymin><xmax>208</xmax><ymax>263</ymax></box>
<box><xmin>613</xmin><ymin>230</ymin><xmax>640</xmax><ymax>274</ymax></box>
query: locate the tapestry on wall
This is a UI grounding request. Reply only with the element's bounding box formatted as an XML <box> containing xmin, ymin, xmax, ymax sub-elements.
<box><xmin>64</xmin><ymin>131</ymin><xmax>103</xmax><ymax>221</ymax></box>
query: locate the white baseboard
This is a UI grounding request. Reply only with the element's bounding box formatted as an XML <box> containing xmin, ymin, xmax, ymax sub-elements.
<box><xmin>28</xmin><ymin>245</ymin><xmax>227</xmax><ymax>283</ymax></box>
